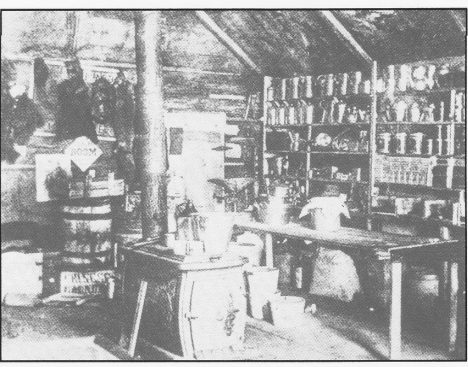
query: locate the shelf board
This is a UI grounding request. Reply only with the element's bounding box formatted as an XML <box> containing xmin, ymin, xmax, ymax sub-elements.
<box><xmin>265</xmin><ymin>175</ymin><xmax>306</xmax><ymax>180</ymax></box>
<box><xmin>309</xmin><ymin>151</ymin><xmax>369</xmax><ymax>156</ymax></box>
<box><xmin>266</xmin><ymin>124</ymin><xmax>310</xmax><ymax>128</ymax></box>
<box><xmin>227</xmin><ymin>118</ymin><xmax>261</xmax><ymax>124</ymax></box>
<box><xmin>309</xmin><ymin>178</ymin><xmax>368</xmax><ymax>184</ymax></box>
<box><xmin>390</xmin><ymin>87</ymin><xmax>465</xmax><ymax>97</ymax></box>
<box><xmin>311</xmin><ymin>123</ymin><xmax>370</xmax><ymax>127</ymax></box>
<box><xmin>265</xmin><ymin>150</ymin><xmax>308</xmax><ymax>154</ymax></box>
<box><xmin>374</xmin><ymin>181</ymin><xmax>463</xmax><ymax>192</ymax></box>
<box><xmin>267</xmin><ymin>93</ymin><xmax>372</xmax><ymax>104</ymax></box>
<box><xmin>376</xmin><ymin>153</ymin><xmax>452</xmax><ymax>158</ymax></box>
<box><xmin>371</xmin><ymin>212</ymin><xmax>465</xmax><ymax>229</ymax></box>
<box><xmin>377</xmin><ymin>121</ymin><xmax>455</xmax><ymax>125</ymax></box>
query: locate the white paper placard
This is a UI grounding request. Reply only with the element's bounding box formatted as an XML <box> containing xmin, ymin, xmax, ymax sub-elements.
<box><xmin>65</xmin><ymin>136</ymin><xmax>103</xmax><ymax>172</ymax></box>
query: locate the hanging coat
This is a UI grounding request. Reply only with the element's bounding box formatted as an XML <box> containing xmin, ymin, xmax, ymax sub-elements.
<box><xmin>56</xmin><ymin>76</ymin><xmax>98</xmax><ymax>143</ymax></box>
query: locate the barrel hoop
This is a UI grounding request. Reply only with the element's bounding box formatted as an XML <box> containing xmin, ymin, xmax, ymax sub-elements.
<box><xmin>62</xmin><ymin>198</ymin><xmax>110</xmax><ymax>207</ymax></box>
<box><xmin>62</xmin><ymin>250</ymin><xmax>112</xmax><ymax>258</ymax></box>
<box><xmin>62</xmin><ymin>213</ymin><xmax>113</xmax><ymax>220</ymax></box>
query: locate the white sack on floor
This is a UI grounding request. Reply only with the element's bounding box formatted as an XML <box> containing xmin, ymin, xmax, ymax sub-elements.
<box><xmin>309</xmin><ymin>248</ymin><xmax>361</xmax><ymax>302</ymax></box>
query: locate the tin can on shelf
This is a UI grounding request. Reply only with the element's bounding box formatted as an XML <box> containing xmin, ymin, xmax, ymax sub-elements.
<box><xmin>288</xmin><ymin>106</ymin><xmax>296</xmax><ymax>125</ymax></box>
<box><xmin>351</xmin><ymin>71</ymin><xmax>362</xmax><ymax>94</ymax></box>
<box><xmin>305</xmin><ymin>104</ymin><xmax>314</xmax><ymax>125</ymax></box>
<box><xmin>436</xmin><ymin>139</ymin><xmax>444</xmax><ymax>156</ymax></box>
<box><xmin>394</xmin><ymin>132</ymin><xmax>407</xmax><ymax>154</ymax></box>
<box><xmin>267</xmin><ymin>87</ymin><xmax>275</xmax><ymax>102</ymax></box>
<box><xmin>278</xmin><ymin>107</ymin><xmax>286</xmax><ymax>125</ymax></box>
<box><xmin>408</xmin><ymin>132</ymin><xmax>424</xmax><ymax>155</ymax></box>
<box><xmin>281</xmin><ymin>79</ymin><xmax>288</xmax><ymax>100</ymax></box>
<box><xmin>292</xmin><ymin>77</ymin><xmax>300</xmax><ymax>99</ymax></box>
<box><xmin>268</xmin><ymin>106</ymin><xmax>277</xmax><ymax>126</ymax></box>
<box><xmin>425</xmin><ymin>139</ymin><xmax>434</xmax><ymax>155</ymax></box>
<box><xmin>302</xmin><ymin>76</ymin><xmax>314</xmax><ymax>98</ymax></box>
<box><xmin>377</xmin><ymin>132</ymin><xmax>392</xmax><ymax>154</ymax></box>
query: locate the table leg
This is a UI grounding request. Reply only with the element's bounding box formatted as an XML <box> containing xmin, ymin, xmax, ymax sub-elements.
<box><xmin>439</xmin><ymin>261</ymin><xmax>450</xmax><ymax>302</ymax></box>
<box><xmin>265</xmin><ymin>233</ymin><xmax>273</xmax><ymax>268</ymax></box>
<box><xmin>448</xmin><ymin>261</ymin><xmax>459</xmax><ymax>353</ymax></box>
<box><xmin>389</xmin><ymin>259</ymin><xmax>402</xmax><ymax>360</ymax></box>
<box><xmin>128</xmin><ymin>280</ymin><xmax>148</xmax><ymax>357</ymax></box>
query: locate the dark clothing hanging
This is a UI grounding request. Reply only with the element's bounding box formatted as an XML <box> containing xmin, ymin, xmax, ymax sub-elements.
<box><xmin>56</xmin><ymin>77</ymin><xmax>98</xmax><ymax>143</ymax></box>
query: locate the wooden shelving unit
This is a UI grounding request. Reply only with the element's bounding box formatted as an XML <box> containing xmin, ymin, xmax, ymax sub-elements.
<box><xmin>261</xmin><ymin>56</ymin><xmax>465</xmax><ymax>231</ymax></box>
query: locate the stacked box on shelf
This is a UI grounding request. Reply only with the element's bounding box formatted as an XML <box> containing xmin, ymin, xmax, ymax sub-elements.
<box><xmin>374</xmin><ymin>155</ymin><xmax>435</xmax><ymax>186</ymax></box>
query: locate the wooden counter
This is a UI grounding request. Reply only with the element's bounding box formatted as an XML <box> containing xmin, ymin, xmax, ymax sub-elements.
<box><xmin>234</xmin><ymin>220</ymin><xmax>462</xmax><ymax>360</ymax></box>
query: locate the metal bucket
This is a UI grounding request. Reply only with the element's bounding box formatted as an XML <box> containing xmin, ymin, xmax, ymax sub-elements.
<box><xmin>190</xmin><ymin>212</ymin><xmax>234</xmax><ymax>255</ymax></box>
<box><xmin>269</xmin><ymin>295</ymin><xmax>305</xmax><ymax>328</ymax></box>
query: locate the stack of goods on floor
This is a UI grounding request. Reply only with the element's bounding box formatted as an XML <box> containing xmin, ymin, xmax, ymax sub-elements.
<box><xmin>1</xmin><ymin>222</ymin><xmax>62</xmax><ymax>306</ymax></box>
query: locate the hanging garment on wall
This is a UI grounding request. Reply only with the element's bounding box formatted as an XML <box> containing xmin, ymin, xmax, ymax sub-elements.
<box><xmin>91</xmin><ymin>76</ymin><xmax>115</xmax><ymax>126</ymax></box>
<box><xmin>56</xmin><ymin>60</ymin><xmax>98</xmax><ymax>143</ymax></box>
<box><xmin>1</xmin><ymin>74</ymin><xmax>17</xmax><ymax>162</ymax></box>
<box><xmin>112</xmin><ymin>71</ymin><xmax>137</xmax><ymax>187</ymax></box>
<box><xmin>113</xmin><ymin>71</ymin><xmax>135</xmax><ymax>150</ymax></box>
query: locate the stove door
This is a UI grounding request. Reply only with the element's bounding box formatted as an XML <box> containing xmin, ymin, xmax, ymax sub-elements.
<box><xmin>183</xmin><ymin>267</ymin><xmax>246</xmax><ymax>358</ymax></box>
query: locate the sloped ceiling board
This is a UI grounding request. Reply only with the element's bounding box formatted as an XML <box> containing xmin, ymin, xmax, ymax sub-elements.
<box><xmin>193</xmin><ymin>10</ymin><xmax>262</xmax><ymax>74</ymax></box>
<box><xmin>318</xmin><ymin>10</ymin><xmax>373</xmax><ymax>66</ymax></box>
<box><xmin>448</xmin><ymin>10</ymin><xmax>467</xmax><ymax>35</ymax></box>
<box><xmin>65</xmin><ymin>11</ymin><xmax>79</xmax><ymax>56</ymax></box>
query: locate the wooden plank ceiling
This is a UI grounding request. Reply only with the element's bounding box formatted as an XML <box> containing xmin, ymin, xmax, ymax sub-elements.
<box><xmin>83</xmin><ymin>9</ymin><xmax>467</xmax><ymax>76</ymax></box>
<box><xmin>4</xmin><ymin>10</ymin><xmax>466</xmax><ymax>76</ymax></box>
<box><xmin>202</xmin><ymin>10</ymin><xmax>466</xmax><ymax>76</ymax></box>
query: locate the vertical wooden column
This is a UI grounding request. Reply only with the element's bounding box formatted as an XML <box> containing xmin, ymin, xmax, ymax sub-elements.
<box><xmin>389</xmin><ymin>258</ymin><xmax>403</xmax><ymax>360</ymax></box>
<box><xmin>134</xmin><ymin>11</ymin><xmax>167</xmax><ymax>241</ymax></box>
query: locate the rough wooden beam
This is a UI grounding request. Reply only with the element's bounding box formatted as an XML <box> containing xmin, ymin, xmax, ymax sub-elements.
<box><xmin>194</xmin><ymin>10</ymin><xmax>262</xmax><ymax>74</ymax></box>
<box><xmin>318</xmin><ymin>11</ymin><xmax>373</xmax><ymax>66</ymax></box>
<box><xmin>448</xmin><ymin>10</ymin><xmax>466</xmax><ymax>35</ymax></box>
<box><xmin>134</xmin><ymin>10</ymin><xmax>168</xmax><ymax>241</ymax></box>
<box><xmin>65</xmin><ymin>11</ymin><xmax>79</xmax><ymax>56</ymax></box>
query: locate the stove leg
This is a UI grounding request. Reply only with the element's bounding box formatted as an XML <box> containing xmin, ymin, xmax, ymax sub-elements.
<box><xmin>128</xmin><ymin>280</ymin><xmax>148</xmax><ymax>357</ymax></box>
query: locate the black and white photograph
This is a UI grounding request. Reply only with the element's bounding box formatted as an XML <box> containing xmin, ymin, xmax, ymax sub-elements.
<box><xmin>0</xmin><ymin>5</ymin><xmax>466</xmax><ymax>361</ymax></box>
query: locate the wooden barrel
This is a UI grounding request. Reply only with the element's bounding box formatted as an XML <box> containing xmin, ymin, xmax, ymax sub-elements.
<box><xmin>61</xmin><ymin>198</ymin><xmax>113</xmax><ymax>265</ymax></box>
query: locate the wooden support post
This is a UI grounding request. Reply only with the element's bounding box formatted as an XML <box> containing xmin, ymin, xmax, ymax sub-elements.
<box><xmin>128</xmin><ymin>280</ymin><xmax>148</xmax><ymax>357</ymax></box>
<box><xmin>389</xmin><ymin>259</ymin><xmax>402</xmax><ymax>360</ymax></box>
<box><xmin>449</xmin><ymin>261</ymin><xmax>459</xmax><ymax>353</ymax></box>
<box><xmin>265</xmin><ymin>233</ymin><xmax>273</xmax><ymax>268</ymax></box>
<box><xmin>134</xmin><ymin>11</ymin><xmax>168</xmax><ymax>241</ymax></box>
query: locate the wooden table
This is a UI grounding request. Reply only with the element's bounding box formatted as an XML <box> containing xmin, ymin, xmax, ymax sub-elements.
<box><xmin>234</xmin><ymin>221</ymin><xmax>462</xmax><ymax>360</ymax></box>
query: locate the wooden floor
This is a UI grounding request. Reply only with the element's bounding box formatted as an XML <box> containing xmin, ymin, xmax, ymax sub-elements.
<box><xmin>2</xmin><ymin>294</ymin><xmax>465</xmax><ymax>361</ymax></box>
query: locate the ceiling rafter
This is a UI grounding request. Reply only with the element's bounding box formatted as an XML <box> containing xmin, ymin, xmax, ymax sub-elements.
<box><xmin>193</xmin><ymin>10</ymin><xmax>262</xmax><ymax>74</ymax></box>
<box><xmin>448</xmin><ymin>10</ymin><xmax>466</xmax><ymax>36</ymax></box>
<box><xmin>318</xmin><ymin>11</ymin><xmax>373</xmax><ymax>66</ymax></box>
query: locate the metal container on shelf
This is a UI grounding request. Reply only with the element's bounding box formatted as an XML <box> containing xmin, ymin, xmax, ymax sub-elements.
<box><xmin>394</xmin><ymin>132</ymin><xmax>407</xmax><ymax>154</ymax></box>
<box><xmin>408</xmin><ymin>132</ymin><xmax>424</xmax><ymax>155</ymax></box>
<box><xmin>377</xmin><ymin>132</ymin><xmax>392</xmax><ymax>154</ymax></box>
